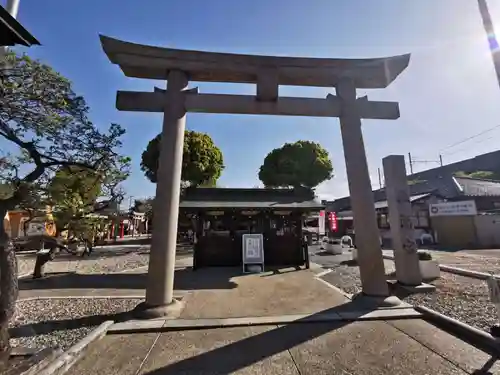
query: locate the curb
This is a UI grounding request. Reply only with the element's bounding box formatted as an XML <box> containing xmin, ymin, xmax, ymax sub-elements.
<box><xmin>438</xmin><ymin>265</ymin><xmax>491</xmax><ymax>280</ymax></box>
<box><xmin>20</xmin><ymin>348</ymin><xmax>64</xmax><ymax>375</ymax></box>
<box><xmin>314</xmin><ymin>274</ymin><xmax>354</xmax><ymax>300</ymax></box>
<box><xmin>108</xmin><ymin>309</ymin><xmax>422</xmax><ymax>334</ymax></box>
<box><xmin>415</xmin><ymin>305</ymin><xmax>500</xmax><ymax>355</ymax></box>
<box><xmin>382</xmin><ymin>254</ymin><xmax>494</xmax><ymax>280</ymax></box>
<box><xmin>37</xmin><ymin>320</ymin><xmax>114</xmax><ymax>375</ymax></box>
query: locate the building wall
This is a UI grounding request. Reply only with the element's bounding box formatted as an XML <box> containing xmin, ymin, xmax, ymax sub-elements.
<box><xmin>377</xmin><ymin>196</ymin><xmax>438</xmax><ymax>247</ymax></box>
<box><xmin>474</xmin><ymin>215</ymin><xmax>500</xmax><ymax>247</ymax></box>
<box><xmin>431</xmin><ymin>216</ymin><xmax>477</xmax><ymax>249</ymax></box>
<box><xmin>4</xmin><ymin>211</ymin><xmax>27</xmax><ymax>238</ymax></box>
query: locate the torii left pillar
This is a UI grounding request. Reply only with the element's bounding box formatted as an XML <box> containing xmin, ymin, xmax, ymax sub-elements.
<box><xmin>136</xmin><ymin>70</ymin><xmax>187</xmax><ymax>318</ymax></box>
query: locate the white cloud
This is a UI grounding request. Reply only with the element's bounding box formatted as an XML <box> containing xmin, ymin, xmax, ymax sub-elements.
<box><xmin>316</xmin><ymin>169</ymin><xmax>382</xmax><ymax>202</ymax></box>
<box><xmin>316</xmin><ymin>178</ymin><xmax>349</xmax><ymax>201</ymax></box>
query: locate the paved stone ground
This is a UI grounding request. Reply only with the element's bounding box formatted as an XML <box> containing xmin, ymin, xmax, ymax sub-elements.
<box><xmin>180</xmin><ymin>266</ymin><xmax>348</xmax><ymax>319</ymax></box>
<box><xmin>73</xmin><ymin>321</ymin><xmax>483</xmax><ymax>375</ymax></box>
<box><xmin>17</xmin><ymin>244</ymin><xmax>500</xmax><ymax>374</ymax></box>
<box><xmin>65</xmin><ymin>271</ymin><xmax>500</xmax><ymax>375</ymax></box>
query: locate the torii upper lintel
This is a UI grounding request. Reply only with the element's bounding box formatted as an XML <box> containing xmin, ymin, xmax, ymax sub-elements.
<box><xmin>99</xmin><ymin>35</ymin><xmax>410</xmax><ymax>89</ymax></box>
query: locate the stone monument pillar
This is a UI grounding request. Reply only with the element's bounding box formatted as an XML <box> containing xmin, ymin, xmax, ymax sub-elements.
<box><xmin>142</xmin><ymin>70</ymin><xmax>188</xmax><ymax>317</ymax></box>
<box><xmin>336</xmin><ymin>78</ymin><xmax>389</xmax><ymax>297</ymax></box>
<box><xmin>383</xmin><ymin>155</ymin><xmax>422</xmax><ymax>286</ymax></box>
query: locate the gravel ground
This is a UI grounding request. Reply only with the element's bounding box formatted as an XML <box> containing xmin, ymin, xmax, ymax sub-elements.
<box><xmin>404</xmin><ymin>273</ymin><xmax>498</xmax><ymax>332</ymax></box>
<box><xmin>16</xmin><ymin>246</ymin><xmax>152</xmax><ymax>276</ymax></box>
<box><xmin>16</xmin><ymin>245</ymin><xmax>193</xmax><ymax>277</ymax></box>
<box><xmin>423</xmin><ymin>250</ymin><xmax>500</xmax><ymax>274</ymax></box>
<box><xmin>321</xmin><ymin>259</ymin><xmax>498</xmax><ymax>333</ymax></box>
<box><xmin>9</xmin><ymin>298</ymin><xmax>142</xmax><ymax>350</ymax></box>
<box><xmin>8</xmin><ymin>245</ymin><xmax>193</xmax><ymax>353</ymax></box>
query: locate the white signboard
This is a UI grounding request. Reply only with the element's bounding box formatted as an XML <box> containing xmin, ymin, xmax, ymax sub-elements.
<box><xmin>26</xmin><ymin>223</ymin><xmax>45</xmax><ymax>236</ymax></box>
<box><xmin>429</xmin><ymin>201</ymin><xmax>477</xmax><ymax>217</ymax></box>
<box><xmin>318</xmin><ymin>211</ymin><xmax>326</xmax><ymax>236</ymax></box>
<box><xmin>242</xmin><ymin>233</ymin><xmax>264</xmax><ymax>273</ymax></box>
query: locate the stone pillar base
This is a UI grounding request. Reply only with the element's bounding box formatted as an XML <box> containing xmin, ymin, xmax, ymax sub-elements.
<box><xmin>351</xmin><ymin>293</ymin><xmax>402</xmax><ymax>309</ymax></box>
<box><xmin>133</xmin><ymin>299</ymin><xmax>185</xmax><ymax>320</ymax></box>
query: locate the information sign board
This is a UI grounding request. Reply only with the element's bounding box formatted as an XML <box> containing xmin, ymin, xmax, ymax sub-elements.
<box><xmin>242</xmin><ymin>233</ymin><xmax>264</xmax><ymax>273</ymax></box>
<box><xmin>429</xmin><ymin>201</ymin><xmax>477</xmax><ymax>217</ymax></box>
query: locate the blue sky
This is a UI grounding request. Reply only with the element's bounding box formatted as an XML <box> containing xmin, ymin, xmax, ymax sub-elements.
<box><xmin>6</xmin><ymin>0</ymin><xmax>500</xmax><ymax>201</ymax></box>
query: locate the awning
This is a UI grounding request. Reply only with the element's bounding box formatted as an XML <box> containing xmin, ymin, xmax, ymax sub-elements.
<box><xmin>373</xmin><ymin>193</ymin><xmax>432</xmax><ymax>210</ymax></box>
<box><xmin>335</xmin><ymin>193</ymin><xmax>432</xmax><ymax>219</ymax></box>
<box><xmin>180</xmin><ymin>200</ymin><xmax>324</xmax><ymax>210</ymax></box>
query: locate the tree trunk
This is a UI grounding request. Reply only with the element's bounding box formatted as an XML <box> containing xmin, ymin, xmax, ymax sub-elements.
<box><xmin>33</xmin><ymin>249</ymin><xmax>56</xmax><ymax>279</ymax></box>
<box><xmin>0</xmin><ymin>205</ymin><xmax>18</xmax><ymax>366</ymax></box>
<box><xmin>22</xmin><ymin>211</ymin><xmax>34</xmax><ymax>237</ymax></box>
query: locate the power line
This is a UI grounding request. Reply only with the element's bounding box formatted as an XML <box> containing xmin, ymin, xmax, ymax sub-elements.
<box><xmin>439</xmin><ymin>124</ymin><xmax>500</xmax><ymax>152</ymax></box>
<box><xmin>441</xmin><ymin>135</ymin><xmax>496</xmax><ymax>158</ymax></box>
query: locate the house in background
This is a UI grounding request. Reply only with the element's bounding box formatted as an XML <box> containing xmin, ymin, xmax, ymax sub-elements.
<box><xmin>325</xmin><ymin>150</ymin><xmax>500</xmax><ymax>248</ymax></box>
<box><xmin>327</xmin><ymin>191</ymin><xmax>442</xmax><ymax>247</ymax></box>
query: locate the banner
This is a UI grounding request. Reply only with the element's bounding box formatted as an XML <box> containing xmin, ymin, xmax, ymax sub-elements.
<box><xmin>318</xmin><ymin>210</ymin><xmax>326</xmax><ymax>235</ymax></box>
<box><xmin>328</xmin><ymin>212</ymin><xmax>338</xmax><ymax>232</ymax></box>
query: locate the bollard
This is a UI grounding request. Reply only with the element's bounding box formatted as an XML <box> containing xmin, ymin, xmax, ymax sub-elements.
<box><xmin>486</xmin><ymin>275</ymin><xmax>500</xmax><ymax>337</ymax></box>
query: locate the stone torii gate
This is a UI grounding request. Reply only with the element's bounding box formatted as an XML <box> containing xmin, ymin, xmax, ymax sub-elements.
<box><xmin>100</xmin><ymin>35</ymin><xmax>410</xmax><ymax>317</ymax></box>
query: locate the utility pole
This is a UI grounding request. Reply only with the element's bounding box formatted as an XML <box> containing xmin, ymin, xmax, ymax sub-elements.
<box><xmin>408</xmin><ymin>152</ymin><xmax>414</xmax><ymax>174</ymax></box>
<box><xmin>439</xmin><ymin>154</ymin><xmax>443</xmax><ymax>167</ymax></box>
<box><xmin>5</xmin><ymin>0</ymin><xmax>20</xmax><ymax>18</ymax></box>
<box><xmin>478</xmin><ymin>0</ymin><xmax>500</xmax><ymax>89</ymax></box>
<box><xmin>2</xmin><ymin>0</ymin><xmax>21</xmax><ymax>55</ymax></box>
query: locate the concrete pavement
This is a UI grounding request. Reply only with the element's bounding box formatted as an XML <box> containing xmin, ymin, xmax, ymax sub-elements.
<box><xmin>72</xmin><ymin>318</ymin><xmax>495</xmax><ymax>374</ymax></box>
<box><xmin>58</xmin><ymin>265</ymin><xmax>499</xmax><ymax>374</ymax></box>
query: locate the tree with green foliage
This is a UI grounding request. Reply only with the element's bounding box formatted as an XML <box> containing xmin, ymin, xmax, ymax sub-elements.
<box><xmin>140</xmin><ymin>130</ymin><xmax>224</xmax><ymax>187</ymax></box>
<box><xmin>258</xmin><ymin>141</ymin><xmax>334</xmax><ymax>189</ymax></box>
<box><xmin>454</xmin><ymin>170</ymin><xmax>498</xmax><ymax>180</ymax></box>
<box><xmin>0</xmin><ymin>52</ymin><xmax>130</xmax><ymax>361</ymax></box>
<box><xmin>407</xmin><ymin>178</ymin><xmax>427</xmax><ymax>186</ymax></box>
<box><xmin>47</xmin><ymin>165</ymin><xmax>128</xmax><ymax>245</ymax></box>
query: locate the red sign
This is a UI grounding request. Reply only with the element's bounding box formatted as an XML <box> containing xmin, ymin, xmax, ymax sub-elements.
<box><xmin>328</xmin><ymin>212</ymin><xmax>338</xmax><ymax>232</ymax></box>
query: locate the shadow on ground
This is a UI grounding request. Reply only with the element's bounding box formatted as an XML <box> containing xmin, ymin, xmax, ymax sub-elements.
<box><xmin>18</xmin><ymin>267</ymin><xmax>238</xmax><ymax>292</ymax></box>
<box><xmin>104</xmin><ymin>237</ymin><xmax>152</xmax><ymax>246</ymax></box>
<box><xmin>10</xmin><ymin>299</ymin><xmax>373</xmax><ymax>352</ymax></box>
<box><xmin>9</xmin><ymin>309</ymin><xmax>136</xmax><ymax>339</ymax></box>
<box><xmin>136</xmin><ymin>300</ymin><xmax>408</xmax><ymax>375</ymax></box>
<box><xmin>260</xmin><ymin>266</ymin><xmax>303</xmax><ymax>277</ymax></box>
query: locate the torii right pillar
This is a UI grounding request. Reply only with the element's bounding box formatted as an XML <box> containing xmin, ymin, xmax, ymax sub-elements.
<box><xmin>337</xmin><ymin>78</ymin><xmax>399</xmax><ymax>305</ymax></box>
<box><xmin>383</xmin><ymin>155</ymin><xmax>423</xmax><ymax>286</ymax></box>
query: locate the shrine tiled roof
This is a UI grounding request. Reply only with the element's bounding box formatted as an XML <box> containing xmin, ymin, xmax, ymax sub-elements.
<box><xmin>180</xmin><ymin>187</ymin><xmax>324</xmax><ymax>210</ymax></box>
